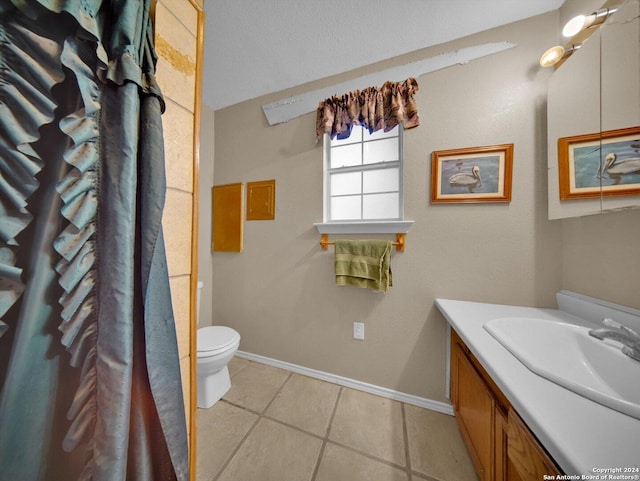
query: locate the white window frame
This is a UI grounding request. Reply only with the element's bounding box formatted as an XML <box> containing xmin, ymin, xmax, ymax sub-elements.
<box><xmin>323</xmin><ymin>125</ymin><xmax>404</xmax><ymax>223</ymax></box>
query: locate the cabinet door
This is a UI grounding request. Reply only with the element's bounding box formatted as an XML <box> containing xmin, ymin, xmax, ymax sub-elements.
<box><xmin>507</xmin><ymin>408</ymin><xmax>561</xmax><ymax>480</ymax></box>
<box><xmin>494</xmin><ymin>406</ymin><xmax>508</xmax><ymax>481</ymax></box>
<box><xmin>452</xmin><ymin>341</ymin><xmax>495</xmax><ymax>481</ymax></box>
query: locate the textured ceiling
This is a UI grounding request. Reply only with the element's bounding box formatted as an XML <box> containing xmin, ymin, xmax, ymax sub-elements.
<box><xmin>202</xmin><ymin>0</ymin><xmax>564</xmax><ymax>111</ymax></box>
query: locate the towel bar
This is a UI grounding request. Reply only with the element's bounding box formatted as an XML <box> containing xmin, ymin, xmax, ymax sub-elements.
<box><xmin>320</xmin><ymin>233</ymin><xmax>405</xmax><ymax>252</ymax></box>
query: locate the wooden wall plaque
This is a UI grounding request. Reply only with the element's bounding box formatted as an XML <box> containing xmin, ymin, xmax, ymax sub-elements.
<box><xmin>246</xmin><ymin>179</ymin><xmax>275</xmax><ymax>220</ymax></box>
<box><xmin>212</xmin><ymin>182</ymin><xmax>243</xmax><ymax>252</ymax></box>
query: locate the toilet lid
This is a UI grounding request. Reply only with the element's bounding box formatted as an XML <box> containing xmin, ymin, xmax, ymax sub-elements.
<box><xmin>197</xmin><ymin>326</ymin><xmax>240</xmax><ymax>356</ymax></box>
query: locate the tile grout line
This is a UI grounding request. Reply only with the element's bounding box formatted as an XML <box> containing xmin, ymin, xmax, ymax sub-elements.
<box><xmin>309</xmin><ymin>443</ymin><xmax>328</xmax><ymax>481</ymax></box>
<box><xmin>262</xmin><ymin>414</ymin><xmax>326</xmax><ymax>441</ymax></box>
<box><xmin>261</xmin><ymin>370</ymin><xmax>294</xmax><ymax>415</ymax></box>
<box><xmin>402</xmin><ymin>402</ymin><xmax>441</xmax><ymax>481</ymax></box>
<box><xmin>409</xmin><ymin>463</ymin><xmax>440</xmax><ymax>481</ymax></box>
<box><xmin>324</xmin><ymin>386</ymin><xmax>343</xmax><ymax>440</ymax></box>
<box><xmin>310</xmin><ymin>386</ymin><xmax>343</xmax><ymax>481</ymax></box>
<box><xmin>401</xmin><ymin>402</ymin><xmax>413</xmax><ymax>481</ymax></box>
<box><xmin>217</xmin><ymin>398</ymin><xmax>262</xmax><ymax>416</ymax></box>
<box><xmin>227</xmin><ymin>358</ymin><xmax>251</xmax><ymax>379</ymax></box>
<box><xmin>323</xmin><ymin>438</ymin><xmax>411</xmax><ymax>473</ymax></box>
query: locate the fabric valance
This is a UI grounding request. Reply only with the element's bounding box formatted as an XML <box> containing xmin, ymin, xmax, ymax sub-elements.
<box><xmin>316</xmin><ymin>77</ymin><xmax>420</xmax><ymax>141</ymax></box>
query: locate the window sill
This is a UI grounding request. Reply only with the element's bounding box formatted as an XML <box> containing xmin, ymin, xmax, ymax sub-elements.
<box><xmin>313</xmin><ymin>220</ymin><xmax>414</xmax><ymax>235</ymax></box>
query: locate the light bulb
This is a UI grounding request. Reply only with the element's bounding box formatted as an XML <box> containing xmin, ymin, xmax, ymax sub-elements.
<box><xmin>539</xmin><ymin>46</ymin><xmax>565</xmax><ymax>67</ymax></box>
<box><xmin>562</xmin><ymin>15</ymin><xmax>587</xmax><ymax>37</ymax></box>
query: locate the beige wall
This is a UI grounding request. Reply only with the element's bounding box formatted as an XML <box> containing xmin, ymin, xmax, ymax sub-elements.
<box><xmin>155</xmin><ymin>0</ymin><xmax>201</xmax><ymax>441</ymax></box>
<box><xmin>209</xmin><ymin>12</ymin><xmax>566</xmax><ymax>402</ymax></box>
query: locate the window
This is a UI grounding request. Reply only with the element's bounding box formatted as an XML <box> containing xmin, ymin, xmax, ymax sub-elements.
<box><xmin>324</xmin><ymin>125</ymin><xmax>402</xmax><ymax>222</ymax></box>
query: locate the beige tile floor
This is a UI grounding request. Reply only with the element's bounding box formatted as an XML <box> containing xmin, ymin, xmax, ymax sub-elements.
<box><xmin>196</xmin><ymin>357</ymin><xmax>478</xmax><ymax>481</ymax></box>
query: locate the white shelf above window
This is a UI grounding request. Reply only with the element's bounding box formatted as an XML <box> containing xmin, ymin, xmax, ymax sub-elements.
<box><xmin>313</xmin><ymin>220</ymin><xmax>414</xmax><ymax>235</ymax></box>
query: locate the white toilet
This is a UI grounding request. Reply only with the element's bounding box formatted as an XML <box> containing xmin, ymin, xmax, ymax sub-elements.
<box><xmin>196</xmin><ymin>282</ymin><xmax>241</xmax><ymax>408</ymax></box>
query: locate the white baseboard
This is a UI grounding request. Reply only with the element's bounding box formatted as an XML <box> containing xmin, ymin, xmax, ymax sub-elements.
<box><xmin>235</xmin><ymin>350</ymin><xmax>454</xmax><ymax>416</ymax></box>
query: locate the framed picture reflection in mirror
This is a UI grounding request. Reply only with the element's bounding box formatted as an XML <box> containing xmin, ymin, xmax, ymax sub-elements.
<box><xmin>558</xmin><ymin>126</ymin><xmax>640</xmax><ymax>200</ymax></box>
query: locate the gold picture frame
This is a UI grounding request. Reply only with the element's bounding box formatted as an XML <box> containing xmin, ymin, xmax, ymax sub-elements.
<box><xmin>431</xmin><ymin>144</ymin><xmax>514</xmax><ymax>203</ymax></box>
<box><xmin>558</xmin><ymin>126</ymin><xmax>640</xmax><ymax>200</ymax></box>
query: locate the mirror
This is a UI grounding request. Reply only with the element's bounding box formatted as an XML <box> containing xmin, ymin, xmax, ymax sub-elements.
<box><xmin>547</xmin><ymin>0</ymin><xmax>640</xmax><ymax>220</ymax></box>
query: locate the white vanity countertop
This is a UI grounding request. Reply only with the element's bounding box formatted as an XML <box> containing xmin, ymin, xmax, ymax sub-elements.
<box><xmin>436</xmin><ymin>298</ymin><xmax>640</xmax><ymax>475</ymax></box>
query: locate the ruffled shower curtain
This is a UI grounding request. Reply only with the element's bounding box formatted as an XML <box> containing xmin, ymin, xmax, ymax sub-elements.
<box><xmin>0</xmin><ymin>1</ymin><xmax>188</xmax><ymax>480</ymax></box>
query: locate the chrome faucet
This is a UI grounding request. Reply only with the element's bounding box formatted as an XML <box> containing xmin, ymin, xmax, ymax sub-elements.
<box><xmin>589</xmin><ymin>318</ymin><xmax>640</xmax><ymax>362</ymax></box>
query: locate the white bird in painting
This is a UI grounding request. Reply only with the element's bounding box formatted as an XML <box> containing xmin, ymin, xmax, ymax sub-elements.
<box><xmin>601</xmin><ymin>152</ymin><xmax>640</xmax><ymax>176</ymax></box>
<box><xmin>449</xmin><ymin>165</ymin><xmax>482</xmax><ymax>188</ymax></box>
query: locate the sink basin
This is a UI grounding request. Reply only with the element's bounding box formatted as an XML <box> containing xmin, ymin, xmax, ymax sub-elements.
<box><xmin>484</xmin><ymin>317</ymin><xmax>640</xmax><ymax>419</ymax></box>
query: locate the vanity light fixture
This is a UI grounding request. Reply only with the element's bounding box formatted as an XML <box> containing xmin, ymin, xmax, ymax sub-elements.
<box><xmin>539</xmin><ymin>44</ymin><xmax>580</xmax><ymax>68</ymax></box>
<box><xmin>562</xmin><ymin>7</ymin><xmax>618</xmax><ymax>38</ymax></box>
<box><xmin>540</xmin><ymin>6</ymin><xmax>619</xmax><ymax>68</ymax></box>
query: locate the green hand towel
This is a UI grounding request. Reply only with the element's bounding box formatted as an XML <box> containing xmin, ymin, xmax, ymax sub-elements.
<box><xmin>334</xmin><ymin>239</ymin><xmax>392</xmax><ymax>293</ymax></box>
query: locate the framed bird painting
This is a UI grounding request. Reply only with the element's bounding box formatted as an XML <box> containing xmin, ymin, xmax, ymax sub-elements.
<box><xmin>558</xmin><ymin>126</ymin><xmax>640</xmax><ymax>200</ymax></box>
<box><xmin>430</xmin><ymin>144</ymin><xmax>514</xmax><ymax>203</ymax></box>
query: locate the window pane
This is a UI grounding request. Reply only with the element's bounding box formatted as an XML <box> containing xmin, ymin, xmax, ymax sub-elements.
<box><xmin>363</xmin><ymin>137</ymin><xmax>399</xmax><ymax>164</ymax></box>
<box><xmin>330</xmin><ymin>126</ymin><xmax>362</xmax><ymax>146</ymax></box>
<box><xmin>331</xmin><ymin>195</ymin><xmax>362</xmax><ymax>221</ymax></box>
<box><xmin>363</xmin><ymin>127</ymin><xmax>397</xmax><ymax>141</ymax></box>
<box><xmin>331</xmin><ymin>143</ymin><xmax>361</xmax><ymax>168</ymax></box>
<box><xmin>363</xmin><ymin>168</ymin><xmax>399</xmax><ymax>194</ymax></box>
<box><xmin>363</xmin><ymin>193</ymin><xmax>399</xmax><ymax>219</ymax></box>
<box><xmin>325</xmin><ymin>124</ymin><xmax>402</xmax><ymax>223</ymax></box>
<box><xmin>330</xmin><ymin>172</ymin><xmax>361</xmax><ymax>196</ymax></box>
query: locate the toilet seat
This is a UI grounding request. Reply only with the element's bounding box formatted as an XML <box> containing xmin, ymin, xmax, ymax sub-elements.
<box><xmin>197</xmin><ymin>326</ymin><xmax>240</xmax><ymax>358</ymax></box>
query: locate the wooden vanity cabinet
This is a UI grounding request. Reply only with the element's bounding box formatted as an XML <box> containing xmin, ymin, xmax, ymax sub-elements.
<box><xmin>450</xmin><ymin>329</ymin><xmax>561</xmax><ymax>481</ymax></box>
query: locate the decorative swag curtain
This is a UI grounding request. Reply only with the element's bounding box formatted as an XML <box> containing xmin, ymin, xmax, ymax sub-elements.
<box><xmin>0</xmin><ymin>0</ymin><xmax>188</xmax><ymax>480</ymax></box>
<box><xmin>315</xmin><ymin>77</ymin><xmax>420</xmax><ymax>141</ymax></box>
